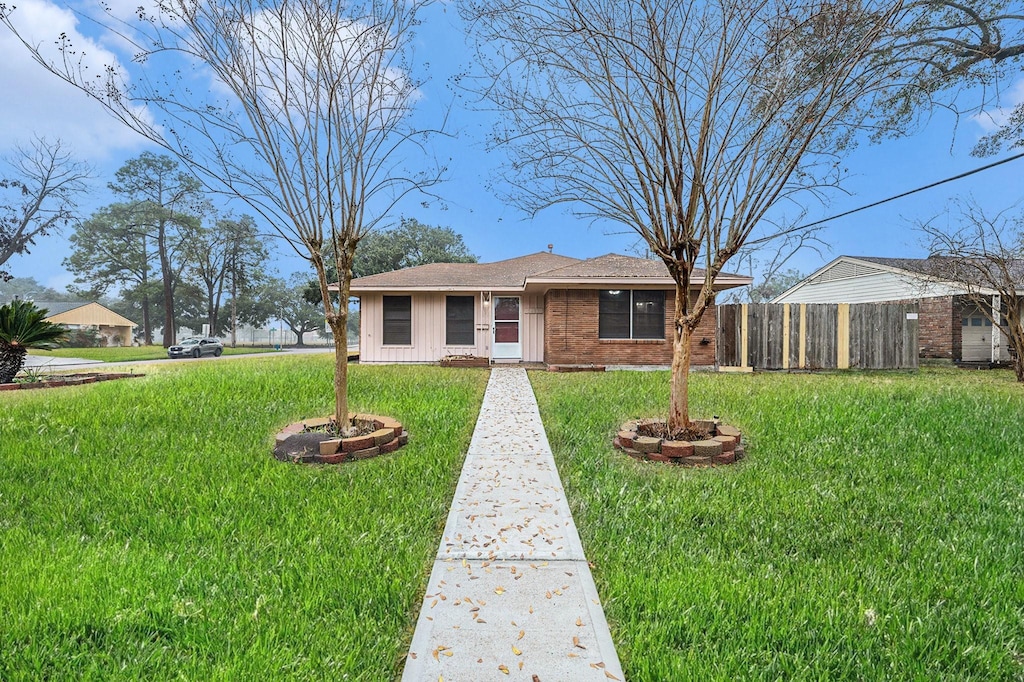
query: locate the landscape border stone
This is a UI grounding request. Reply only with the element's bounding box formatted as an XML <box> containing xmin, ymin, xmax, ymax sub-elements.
<box><xmin>613</xmin><ymin>418</ymin><xmax>745</xmax><ymax>467</ymax></box>
<box><xmin>0</xmin><ymin>372</ymin><xmax>144</xmax><ymax>391</ymax></box>
<box><xmin>273</xmin><ymin>412</ymin><xmax>408</xmax><ymax>465</ymax></box>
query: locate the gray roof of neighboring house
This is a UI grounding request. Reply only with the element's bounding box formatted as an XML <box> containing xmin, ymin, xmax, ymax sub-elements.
<box><xmin>854</xmin><ymin>256</ymin><xmax>1024</xmax><ymax>283</ymax></box>
<box><xmin>347</xmin><ymin>251</ymin><xmax>751</xmax><ymax>290</ymax></box>
<box><xmin>31</xmin><ymin>301</ymin><xmax>90</xmax><ymax>316</ymax></box>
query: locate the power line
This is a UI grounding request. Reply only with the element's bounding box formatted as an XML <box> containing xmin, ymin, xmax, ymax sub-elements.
<box><xmin>745</xmin><ymin>149</ymin><xmax>1024</xmax><ymax>246</ymax></box>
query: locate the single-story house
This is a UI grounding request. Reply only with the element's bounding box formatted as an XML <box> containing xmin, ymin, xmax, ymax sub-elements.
<box><xmin>771</xmin><ymin>256</ymin><xmax>1018</xmax><ymax>364</ymax></box>
<box><xmin>347</xmin><ymin>252</ymin><xmax>751</xmax><ymax>366</ymax></box>
<box><xmin>34</xmin><ymin>301</ymin><xmax>137</xmax><ymax>347</ymax></box>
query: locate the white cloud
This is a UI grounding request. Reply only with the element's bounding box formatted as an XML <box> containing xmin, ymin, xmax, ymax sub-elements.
<box><xmin>971</xmin><ymin>77</ymin><xmax>1024</xmax><ymax>134</ymax></box>
<box><xmin>0</xmin><ymin>0</ymin><xmax>151</xmax><ymax>158</ymax></box>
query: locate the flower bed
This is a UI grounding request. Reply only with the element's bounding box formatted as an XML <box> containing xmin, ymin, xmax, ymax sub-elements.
<box><xmin>613</xmin><ymin>418</ymin><xmax>745</xmax><ymax>466</ymax></box>
<box><xmin>273</xmin><ymin>413</ymin><xmax>409</xmax><ymax>464</ymax></box>
<box><xmin>0</xmin><ymin>372</ymin><xmax>144</xmax><ymax>391</ymax></box>
<box><xmin>439</xmin><ymin>354</ymin><xmax>490</xmax><ymax>368</ymax></box>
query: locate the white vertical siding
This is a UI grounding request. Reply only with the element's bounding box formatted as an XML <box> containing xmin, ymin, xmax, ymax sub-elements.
<box><xmin>359</xmin><ymin>292</ymin><xmax>485</xmax><ymax>363</ymax></box>
<box><xmin>359</xmin><ymin>290</ymin><xmax>545</xmax><ymax>363</ymax></box>
<box><xmin>521</xmin><ymin>293</ymin><xmax>545</xmax><ymax>362</ymax></box>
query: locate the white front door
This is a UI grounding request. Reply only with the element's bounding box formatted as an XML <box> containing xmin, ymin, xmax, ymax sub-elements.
<box><xmin>492</xmin><ymin>296</ymin><xmax>521</xmax><ymax>360</ymax></box>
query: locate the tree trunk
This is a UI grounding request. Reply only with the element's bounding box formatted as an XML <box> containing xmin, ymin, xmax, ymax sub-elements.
<box><xmin>141</xmin><ymin>290</ymin><xmax>152</xmax><ymax>345</ymax></box>
<box><xmin>668</xmin><ymin>280</ymin><xmax>692</xmax><ymax>432</ymax></box>
<box><xmin>141</xmin><ymin>237</ymin><xmax>152</xmax><ymax>345</ymax></box>
<box><xmin>158</xmin><ymin>223</ymin><xmax>176</xmax><ymax>347</ymax></box>
<box><xmin>329</xmin><ymin>315</ymin><xmax>348</xmax><ymax>428</ymax></box>
<box><xmin>230</xmin><ymin>283</ymin><xmax>237</xmax><ymax>348</ymax></box>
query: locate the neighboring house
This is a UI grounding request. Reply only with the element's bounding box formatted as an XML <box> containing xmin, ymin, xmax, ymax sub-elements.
<box><xmin>772</xmin><ymin>256</ymin><xmax>1017</xmax><ymax>364</ymax></box>
<box><xmin>33</xmin><ymin>301</ymin><xmax>137</xmax><ymax>347</ymax></box>
<box><xmin>347</xmin><ymin>252</ymin><xmax>751</xmax><ymax>366</ymax></box>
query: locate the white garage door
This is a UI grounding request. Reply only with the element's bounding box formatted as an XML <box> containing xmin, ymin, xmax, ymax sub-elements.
<box><xmin>961</xmin><ymin>314</ymin><xmax>995</xmax><ymax>362</ymax></box>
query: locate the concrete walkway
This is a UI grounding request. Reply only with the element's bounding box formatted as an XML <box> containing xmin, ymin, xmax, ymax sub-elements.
<box><xmin>403</xmin><ymin>367</ymin><xmax>624</xmax><ymax>682</ymax></box>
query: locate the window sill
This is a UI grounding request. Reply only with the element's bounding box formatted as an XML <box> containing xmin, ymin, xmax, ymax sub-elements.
<box><xmin>598</xmin><ymin>338</ymin><xmax>666</xmax><ymax>344</ymax></box>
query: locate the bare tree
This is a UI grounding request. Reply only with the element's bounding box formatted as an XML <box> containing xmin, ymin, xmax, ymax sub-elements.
<box><xmin>0</xmin><ymin>137</ymin><xmax>90</xmax><ymax>281</ymax></box>
<box><xmin>460</xmin><ymin>0</ymin><xmax>905</xmax><ymax>429</ymax></box>
<box><xmin>918</xmin><ymin>200</ymin><xmax>1024</xmax><ymax>381</ymax></box>
<box><xmin>0</xmin><ymin>0</ymin><xmax>442</xmax><ymax>426</ymax></box>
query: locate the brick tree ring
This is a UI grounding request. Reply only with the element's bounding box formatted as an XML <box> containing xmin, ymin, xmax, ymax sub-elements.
<box><xmin>272</xmin><ymin>413</ymin><xmax>409</xmax><ymax>464</ymax></box>
<box><xmin>613</xmin><ymin>419</ymin><xmax>744</xmax><ymax>466</ymax></box>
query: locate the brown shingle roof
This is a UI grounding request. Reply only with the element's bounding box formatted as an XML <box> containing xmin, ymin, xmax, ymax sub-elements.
<box><xmin>348</xmin><ymin>252</ymin><xmax>580</xmax><ymax>290</ymax></box>
<box><xmin>346</xmin><ymin>251</ymin><xmax>752</xmax><ymax>291</ymax></box>
<box><xmin>532</xmin><ymin>253</ymin><xmax>671</xmax><ymax>279</ymax></box>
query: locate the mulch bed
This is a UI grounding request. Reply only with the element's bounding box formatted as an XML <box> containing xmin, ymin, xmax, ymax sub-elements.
<box><xmin>614</xmin><ymin>418</ymin><xmax>745</xmax><ymax>466</ymax></box>
<box><xmin>0</xmin><ymin>372</ymin><xmax>144</xmax><ymax>391</ymax></box>
<box><xmin>439</xmin><ymin>355</ymin><xmax>490</xmax><ymax>368</ymax></box>
<box><xmin>273</xmin><ymin>413</ymin><xmax>409</xmax><ymax>464</ymax></box>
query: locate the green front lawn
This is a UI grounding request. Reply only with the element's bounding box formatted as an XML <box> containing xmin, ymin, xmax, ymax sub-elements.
<box><xmin>0</xmin><ymin>357</ymin><xmax>488</xmax><ymax>680</ymax></box>
<box><xmin>29</xmin><ymin>346</ymin><xmax>280</xmax><ymax>362</ymax></box>
<box><xmin>531</xmin><ymin>367</ymin><xmax>1024</xmax><ymax>680</ymax></box>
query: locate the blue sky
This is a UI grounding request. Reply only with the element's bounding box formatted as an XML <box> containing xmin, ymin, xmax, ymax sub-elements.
<box><xmin>1</xmin><ymin>1</ymin><xmax>1021</xmax><ymax>293</ymax></box>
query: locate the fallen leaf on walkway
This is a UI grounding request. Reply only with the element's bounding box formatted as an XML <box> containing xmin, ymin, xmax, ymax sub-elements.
<box><xmin>605</xmin><ymin>672</ymin><xmax>620</xmax><ymax>680</ymax></box>
<box><xmin>545</xmin><ymin>591</ymin><xmax>552</xmax><ymax>599</ymax></box>
<box><xmin>576</xmin><ymin>617</ymin><xmax>584</xmax><ymax>627</ymax></box>
<box><xmin>517</xmin><ymin>630</ymin><xmax>525</xmax><ymax>640</ymax></box>
<box><xmin>512</xmin><ymin>645</ymin><xmax>522</xmax><ymax>656</ymax></box>
<box><xmin>573</xmin><ymin>636</ymin><xmax>586</xmax><ymax>649</ymax></box>
<box><xmin>519</xmin><ymin>661</ymin><xmax>524</xmax><ymax>670</ymax></box>
<box><xmin>498</xmin><ymin>664</ymin><xmax>509</xmax><ymax>674</ymax></box>
<box><xmin>494</xmin><ymin>587</ymin><xmax>505</xmax><ymax>595</ymax></box>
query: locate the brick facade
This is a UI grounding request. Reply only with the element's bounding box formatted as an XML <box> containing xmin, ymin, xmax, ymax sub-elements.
<box><xmin>543</xmin><ymin>289</ymin><xmax>718</xmax><ymax>366</ymax></box>
<box><xmin>917</xmin><ymin>296</ymin><xmax>956</xmax><ymax>359</ymax></box>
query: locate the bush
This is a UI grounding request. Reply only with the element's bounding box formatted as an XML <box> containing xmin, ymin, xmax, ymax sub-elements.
<box><xmin>62</xmin><ymin>327</ymin><xmax>104</xmax><ymax>348</ymax></box>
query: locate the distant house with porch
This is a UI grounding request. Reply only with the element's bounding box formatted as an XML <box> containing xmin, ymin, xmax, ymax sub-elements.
<box><xmin>35</xmin><ymin>301</ymin><xmax>137</xmax><ymax>347</ymax></box>
<box><xmin>771</xmin><ymin>256</ymin><xmax>1018</xmax><ymax>364</ymax></box>
<box><xmin>347</xmin><ymin>252</ymin><xmax>751</xmax><ymax>366</ymax></box>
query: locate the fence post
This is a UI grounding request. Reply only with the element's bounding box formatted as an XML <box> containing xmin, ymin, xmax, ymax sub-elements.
<box><xmin>782</xmin><ymin>304</ymin><xmax>791</xmax><ymax>369</ymax></box>
<box><xmin>740</xmin><ymin>303</ymin><xmax>749</xmax><ymax>370</ymax></box>
<box><xmin>798</xmin><ymin>304</ymin><xmax>807</xmax><ymax>369</ymax></box>
<box><xmin>837</xmin><ymin>303</ymin><xmax>851</xmax><ymax>369</ymax></box>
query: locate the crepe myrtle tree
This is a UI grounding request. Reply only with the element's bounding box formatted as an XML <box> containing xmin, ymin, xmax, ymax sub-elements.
<box><xmin>0</xmin><ymin>0</ymin><xmax>444</xmax><ymax>427</ymax></box>
<box><xmin>918</xmin><ymin>200</ymin><xmax>1024</xmax><ymax>382</ymax></box>
<box><xmin>459</xmin><ymin>0</ymin><xmax>910</xmax><ymax>430</ymax></box>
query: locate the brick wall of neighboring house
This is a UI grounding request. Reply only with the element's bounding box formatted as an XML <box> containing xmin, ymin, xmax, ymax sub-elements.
<box><xmin>918</xmin><ymin>296</ymin><xmax>956</xmax><ymax>360</ymax></box>
<box><xmin>543</xmin><ymin>289</ymin><xmax>717</xmax><ymax>366</ymax></box>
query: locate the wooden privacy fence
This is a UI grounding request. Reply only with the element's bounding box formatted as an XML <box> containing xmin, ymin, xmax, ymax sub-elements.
<box><xmin>716</xmin><ymin>303</ymin><xmax>919</xmax><ymax>370</ymax></box>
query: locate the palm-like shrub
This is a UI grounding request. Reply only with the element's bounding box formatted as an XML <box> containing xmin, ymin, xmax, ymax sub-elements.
<box><xmin>0</xmin><ymin>300</ymin><xmax>68</xmax><ymax>383</ymax></box>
